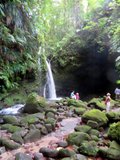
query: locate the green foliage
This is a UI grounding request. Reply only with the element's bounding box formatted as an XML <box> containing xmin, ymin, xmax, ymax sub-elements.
<box><xmin>0</xmin><ymin>1</ymin><xmax>39</xmax><ymax>91</ymax></box>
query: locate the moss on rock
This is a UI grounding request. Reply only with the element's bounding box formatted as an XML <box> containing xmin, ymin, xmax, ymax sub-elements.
<box><xmin>108</xmin><ymin>122</ymin><xmax>120</xmax><ymax>142</ymax></box>
<box><xmin>0</xmin><ymin>138</ymin><xmax>21</xmax><ymax>150</ymax></box>
<box><xmin>3</xmin><ymin>115</ymin><xmax>19</xmax><ymax>125</ymax></box>
<box><xmin>67</xmin><ymin>98</ymin><xmax>87</xmax><ymax>108</ymax></box>
<box><xmin>23</xmin><ymin>92</ymin><xmax>47</xmax><ymax>113</ymax></box>
<box><xmin>82</xmin><ymin>109</ymin><xmax>108</xmax><ymax>127</ymax></box>
<box><xmin>78</xmin><ymin>141</ymin><xmax>98</xmax><ymax>156</ymax></box>
<box><xmin>74</xmin><ymin>108</ymin><xmax>86</xmax><ymax>115</ymax></box>
<box><xmin>89</xmin><ymin>129</ymin><xmax>100</xmax><ymax>137</ymax></box>
<box><xmin>45</xmin><ymin>118</ymin><xmax>56</xmax><ymax>129</ymax></box>
<box><xmin>67</xmin><ymin>132</ymin><xmax>90</xmax><ymax>146</ymax></box>
<box><xmin>75</xmin><ymin>125</ymin><xmax>91</xmax><ymax>133</ymax></box>
<box><xmin>1</xmin><ymin>124</ymin><xmax>22</xmax><ymax>133</ymax></box>
<box><xmin>88</xmin><ymin>98</ymin><xmax>105</xmax><ymax>110</ymax></box>
<box><xmin>20</xmin><ymin>114</ymin><xmax>39</xmax><ymax>125</ymax></box>
<box><xmin>99</xmin><ymin>141</ymin><xmax>120</xmax><ymax>160</ymax></box>
<box><xmin>11</xmin><ymin>132</ymin><xmax>24</xmax><ymax>144</ymax></box>
<box><xmin>58</xmin><ymin>148</ymin><xmax>75</xmax><ymax>158</ymax></box>
<box><xmin>87</xmin><ymin>119</ymin><xmax>99</xmax><ymax>129</ymax></box>
<box><xmin>106</xmin><ymin>111</ymin><xmax>120</xmax><ymax>122</ymax></box>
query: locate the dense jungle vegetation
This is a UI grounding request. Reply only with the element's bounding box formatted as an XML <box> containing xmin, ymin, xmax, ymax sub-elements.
<box><xmin>0</xmin><ymin>0</ymin><xmax>120</xmax><ymax>100</ymax></box>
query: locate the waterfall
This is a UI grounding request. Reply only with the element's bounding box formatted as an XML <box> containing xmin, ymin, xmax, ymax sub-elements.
<box><xmin>44</xmin><ymin>60</ymin><xmax>57</xmax><ymax>100</ymax></box>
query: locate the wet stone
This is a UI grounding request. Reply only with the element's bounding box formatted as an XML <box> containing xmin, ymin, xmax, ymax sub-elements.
<box><xmin>15</xmin><ymin>152</ymin><xmax>33</xmax><ymax>160</ymax></box>
<box><xmin>0</xmin><ymin>146</ymin><xmax>6</xmax><ymax>154</ymax></box>
<box><xmin>34</xmin><ymin>152</ymin><xmax>45</xmax><ymax>160</ymax></box>
<box><xmin>57</xmin><ymin>141</ymin><xmax>68</xmax><ymax>148</ymax></box>
<box><xmin>39</xmin><ymin>147</ymin><xmax>59</xmax><ymax>158</ymax></box>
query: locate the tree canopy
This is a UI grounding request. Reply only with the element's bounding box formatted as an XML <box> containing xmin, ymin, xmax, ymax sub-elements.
<box><xmin>0</xmin><ymin>0</ymin><xmax>120</xmax><ymax>91</ymax></box>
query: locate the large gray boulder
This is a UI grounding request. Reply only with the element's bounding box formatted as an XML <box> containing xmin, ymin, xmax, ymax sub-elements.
<box><xmin>24</xmin><ymin>129</ymin><xmax>41</xmax><ymax>143</ymax></box>
<box><xmin>23</xmin><ymin>93</ymin><xmax>47</xmax><ymax>114</ymax></box>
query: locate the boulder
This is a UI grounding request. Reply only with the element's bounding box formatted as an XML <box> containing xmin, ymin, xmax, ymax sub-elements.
<box><xmin>45</xmin><ymin>118</ymin><xmax>56</xmax><ymax>129</ymax></box>
<box><xmin>57</xmin><ymin>141</ymin><xmax>68</xmax><ymax>148</ymax></box>
<box><xmin>23</xmin><ymin>92</ymin><xmax>47</xmax><ymax>114</ymax></box>
<box><xmin>34</xmin><ymin>152</ymin><xmax>44</xmax><ymax>160</ymax></box>
<box><xmin>99</xmin><ymin>141</ymin><xmax>120</xmax><ymax>160</ymax></box>
<box><xmin>87</xmin><ymin>120</ymin><xmax>99</xmax><ymax>129</ymax></box>
<box><xmin>67</xmin><ymin>132</ymin><xmax>90</xmax><ymax>146</ymax></box>
<box><xmin>75</xmin><ymin>125</ymin><xmax>91</xmax><ymax>133</ymax></box>
<box><xmin>88</xmin><ymin>98</ymin><xmax>105</xmax><ymax>110</ymax></box>
<box><xmin>20</xmin><ymin>114</ymin><xmax>39</xmax><ymax>125</ymax></box>
<box><xmin>78</xmin><ymin>140</ymin><xmax>98</xmax><ymax>156</ymax></box>
<box><xmin>0</xmin><ymin>138</ymin><xmax>21</xmax><ymax>150</ymax></box>
<box><xmin>3</xmin><ymin>115</ymin><xmax>19</xmax><ymax>125</ymax></box>
<box><xmin>1</xmin><ymin>124</ymin><xmax>22</xmax><ymax>133</ymax></box>
<box><xmin>11</xmin><ymin>132</ymin><xmax>24</xmax><ymax>144</ymax></box>
<box><xmin>45</xmin><ymin>123</ymin><xmax>53</xmax><ymax>133</ymax></box>
<box><xmin>15</xmin><ymin>152</ymin><xmax>32</xmax><ymax>160</ymax></box>
<box><xmin>39</xmin><ymin>147</ymin><xmax>58</xmax><ymax>158</ymax></box>
<box><xmin>41</xmin><ymin>126</ymin><xmax>48</xmax><ymax>135</ymax></box>
<box><xmin>82</xmin><ymin>109</ymin><xmax>108</xmax><ymax>127</ymax></box>
<box><xmin>89</xmin><ymin>129</ymin><xmax>100</xmax><ymax>137</ymax></box>
<box><xmin>45</xmin><ymin>111</ymin><xmax>55</xmax><ymax>119</ymax></box>
<box><xmin>108</xmin><ymin>121</ymin><xmax>120</xmax><ymax>142</ymax></box>
<box><xmin>24</xmin><ymin>129</ymin><xmax>41</xmax><ymax>143</ymax></box>
<box><xmin>58</xmin><ymin>148</ymin><xmax>75</xmax><ymax>158</ymax></box>
<box><xmin>91</xmin><ymin>135</ymin><xmax>99</xmax><ymax>142</ymax></box>
<box><xmin>0</xmin><ymin>146</ymin><xmax>6</xmax><ymax>154</ymax></box>
<box><xmin>74</xmin><ymin>108</ymin><xmax>86</xmax><ymax>116</ymax></box>
<box><xmin>67</xmin><ymin>98</ymin><xmax>87</xmax><ymax>108</ymax></box>
<box><xmin>106</xmin><ymin>111</ymin><xmax>120</xmax><ymax>122</ymax></box>
<box><xmin>75</xmin><ymin>154</ymin><xmax>88</xmax><ymax>160</ymax></box>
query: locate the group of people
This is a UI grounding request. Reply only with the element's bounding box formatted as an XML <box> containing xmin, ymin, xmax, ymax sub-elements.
<box><xmin>70</xmin><ymin>91</ymin><xmax>80</xmax><ymax>100</ymax></box>
<box><xmin>70</xmin><ymin>87</ymin><xmax>119</xmax><ymax>113</ymax></box>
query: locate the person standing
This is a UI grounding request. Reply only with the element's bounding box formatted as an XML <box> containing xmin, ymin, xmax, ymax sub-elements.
<box><xmin>76</xmin><ymin>93</ymin><xmax>80</xmax><ymax>100</ymax></box>
<box><xmin>105</xmin><ymin>93</ymin><xmax>111</xmax><ymax>112</ymax></box>
<box><xmin>114</xmin><ymin>88</ymin><xmax>120</xmax><ymax>100</ymax></box>
<box><xmin>70</xmin><ymin>91</ymin><xmax>76</xmax><ymax>99</ymax></box>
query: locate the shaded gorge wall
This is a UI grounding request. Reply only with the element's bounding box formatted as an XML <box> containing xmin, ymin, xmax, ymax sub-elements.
<box><xmin>52</xmin><ymin>35</ymin><xmax>119</xmax><ymax>100</ymax></box>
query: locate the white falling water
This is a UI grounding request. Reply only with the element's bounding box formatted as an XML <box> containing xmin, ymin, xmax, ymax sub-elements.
<box><xmin>44</xmin><ymin>60</ymin><xmax>57</xmax><ymax>100</ymax></box>
<box><xmin>0</xmin><ymin>104</ymin><xmax>24</xmax><ymax>115</ymax></box>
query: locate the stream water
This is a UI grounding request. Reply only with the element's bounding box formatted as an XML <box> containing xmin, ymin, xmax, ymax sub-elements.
<box><xmin>0</xmin><ymin>117</ymin><xmax>81</xmax><ymax>160</ymax></box>
<box><xmin>0</xmin><ymin>104</ymin><xmax>24</xmax><ymax>115</ymax></box>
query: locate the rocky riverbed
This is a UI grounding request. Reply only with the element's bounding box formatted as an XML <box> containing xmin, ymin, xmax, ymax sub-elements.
<box><xmin>0</xmin><ymin>93</ymin><xmax>120</xmax><ymax>160</ymax></box>
<box><xmin>0</xmin><ymin>118</ymin><xmax>81</xmax><ymax>160</ymax></box>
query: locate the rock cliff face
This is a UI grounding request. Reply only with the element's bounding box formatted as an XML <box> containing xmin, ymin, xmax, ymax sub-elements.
<box><xmin>52</xmin><ymin>34</ymin><xmax>118</xmax><ymax>99</ymax></box>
